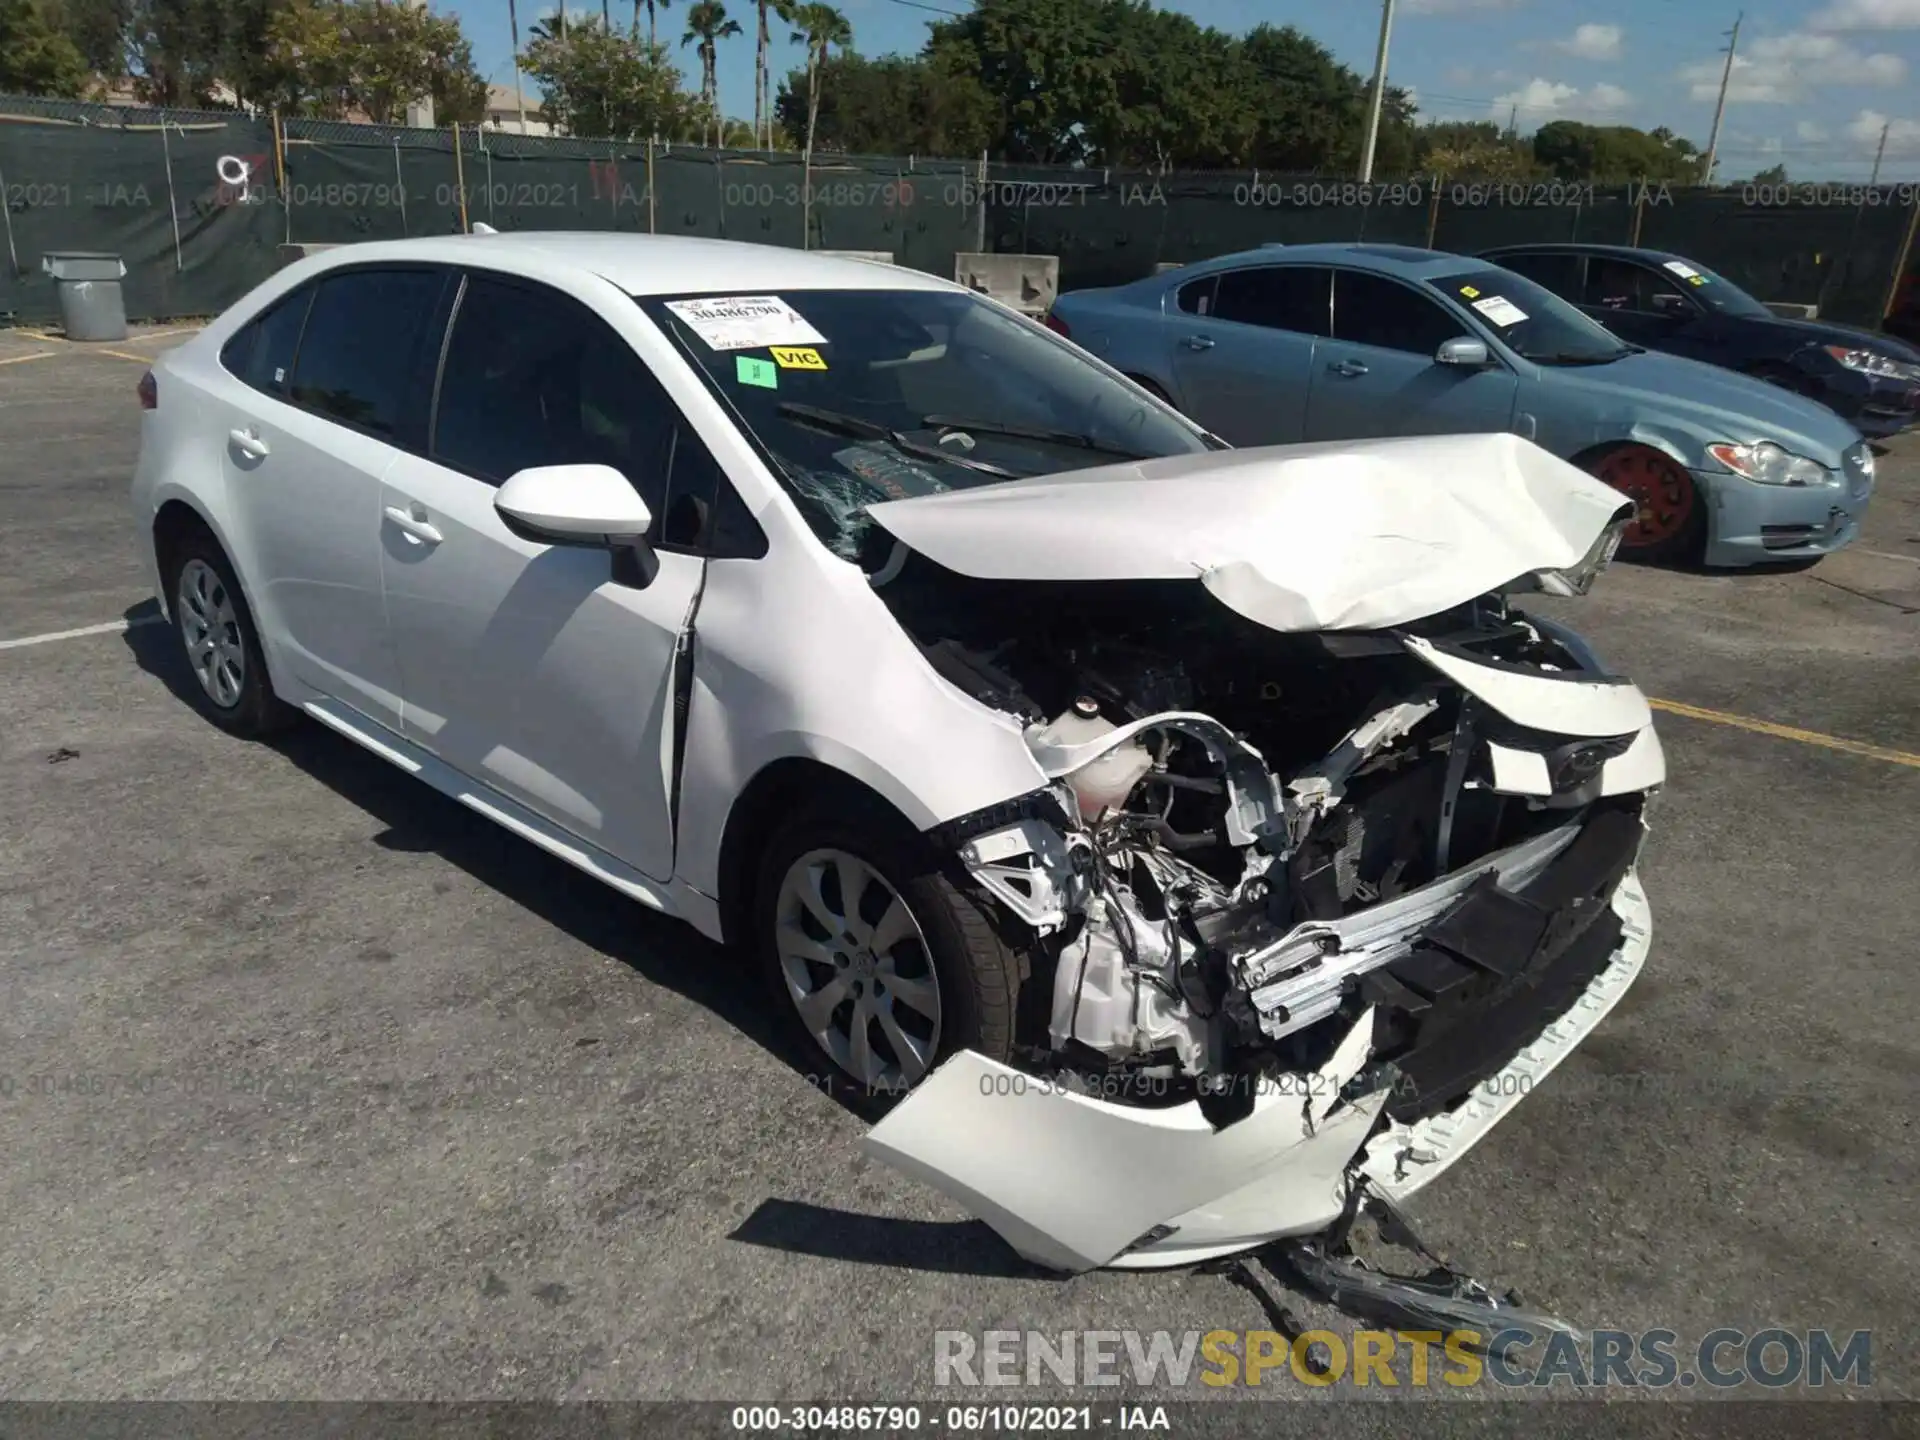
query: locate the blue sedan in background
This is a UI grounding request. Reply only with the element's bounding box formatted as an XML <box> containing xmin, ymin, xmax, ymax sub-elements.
<box><xmin>1046</xmin><ymin>242</ymin><xmax>1876</xmax><ymax>565</ymax></box>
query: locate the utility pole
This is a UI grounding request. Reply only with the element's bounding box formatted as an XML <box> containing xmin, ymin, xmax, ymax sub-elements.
<box><xmin>1869</xmin><ymin>120</ymin><xmax>1891</xmax><ymax>185</ymax></box>
<box><xmin>509</xmin><ymin>0</ymin><xmax>529</xmax><ymax>134</ymax></box>
<box><xmin>1699</xmin><ymin>11</ymin><xmax>1742</xmax><ymax>186</ymax></box>
<box><xmin>1358</xmin><ymin>0</ymin><xmax>1397</xmax><ymax>184</ymax></box>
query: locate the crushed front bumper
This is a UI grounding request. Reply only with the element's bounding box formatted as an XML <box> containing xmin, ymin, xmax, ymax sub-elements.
<box><xmin>864</xmin><ymin>821</ymin><xmax>1654</xmax><ymax>1274</ymax></box>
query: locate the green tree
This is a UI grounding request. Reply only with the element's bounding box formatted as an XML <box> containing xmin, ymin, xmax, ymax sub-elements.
<box><xmin>48</xmin><ymin>0</ymin><xmax>129</xmax><ymax>82</ymax></box>
<box><xmin>1749</xmin><ymin>161</ymin><xmax>1788</xmax><ymax>185</ymax></box>
<box><xmin>122</xmin><ymin>0</ymin><xmax>278</xmax><ymax>107</ymax></box>
<box><xmin>1414</xmin><ymin>119</ymin><xmax>1540</xmax><ymax>180</ymax></box>
<box><xmin>1532</xmin><ymin>121</ymin><xmax>1701</xmax><ymax>184</ymax></box>
<box><xmin>682</xmin><ymin>0</ymin><xmax>743</xmax><ymax>147</ymax></box>
<box><xmin>522</xmin><ymin>15</ymin><xmax>703</xmax><ymax>139</ymax></box>
<box><xmin>773</xmin><ymin>51</ymin><xmax>992</xmax><ymax>157</ymax></box>
<box><xmin>926</xmin><ymin>0</ymin><xmax>1112</xmax><ymax>164</ymax></box>
<box><xmin>788</xmin><ymin>2</ymin><xmax>850</xmax><ymax>167</ymax></box>
<box><xmin>0</xmin><ymin>0</ymin><xmax>88</xmax><ymax>96</ymax></box>
<box><xmin>260</xmin><ymin>0</ymin><xmax>486</xmax><ymax>124</ymax></box>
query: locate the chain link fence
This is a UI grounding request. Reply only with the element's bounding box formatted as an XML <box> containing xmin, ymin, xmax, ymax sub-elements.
<box><xmin>3</xmin><ymin>92</ymin><xmax>1916</xmax><ymax>330</ymax></box>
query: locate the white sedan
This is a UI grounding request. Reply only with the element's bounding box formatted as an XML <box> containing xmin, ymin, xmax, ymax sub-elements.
<box><xmin>132</xmin><ymin>233</ymin><xmax>1664</xmax><ymax>1274</ymax></box>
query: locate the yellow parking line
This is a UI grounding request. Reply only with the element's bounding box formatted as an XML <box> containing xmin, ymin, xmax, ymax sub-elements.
<box><xmin>91</xmin><ymin>348</ymin><xmax>158</xmax><ymax>363</ymax></box>
<box><xmin>10</xmin><ymin>328</ymin><xmax>61</xmax><ymax>343</ymax></box>
<box><xmin>1650</xmin><ymin>697</ymin><xmax>1920</xmax><ymax>770</ymax></box>
<box><xmin>0</xmin><ymin>351</ymin><xmax>55</xmax><ymax>366</ymax></box>
<box><xmin>125</xmin><ymin>327</ymin><xmax>202</xmax><ymax>342</ymax></box>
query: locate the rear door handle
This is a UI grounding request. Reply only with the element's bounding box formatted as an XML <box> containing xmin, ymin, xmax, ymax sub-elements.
<box><xmin>228</xmin><ymin>427</ymin><xmax>270</xmax><ymax>459</ymax></box>
<box><xmin>1180</xmin><ymin>334</ymin><xmax>1215</xmax><ymax>351</ymax></box>
<box><xmin>383</xmin><ymin>504</ymin><xmax>443</xmax><ymax>546</ymax></box>
<box><xmin>1329</xmin><ymin>359</ymin><xmax>1369</xmax><ymax>377</ymax></box>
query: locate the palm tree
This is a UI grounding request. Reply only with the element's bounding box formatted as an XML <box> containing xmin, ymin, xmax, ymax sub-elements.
<box><xmin>753</xmin><ymin>0</ymin><xmax>794</xmax><ymax>152</ymax></box>
<box><xmin>508</xmin><ymin>0</ymin><xmax>530</xmax><ymax>133</ymax></box>
<box><xmin>682</xmin><ymin>1</ymin><xmax>742</xmax><ymax>148</ymax></box>
<box><xmin>635</xmin><ymin>0</ymin><xmax>672</xmax><ymax>48</ymax></box>
<box><xmin>789</xmin><ymin>3</ymin><xmax>849</xmax><ymax>168</ymax></box>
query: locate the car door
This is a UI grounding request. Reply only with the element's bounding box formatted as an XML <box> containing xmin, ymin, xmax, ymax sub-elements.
<box><xmin>376</xmin><ymin>271</ymin><xmax>713</xmax><ymax>882</ymax></box>
<box><xmin>1166</xmin><ymin>265</ymin><xmax>1330</xmax><ymax>445</ymax></box>
<box><xmin>218</xmin><ymin>266</ymin><xmax>450</xmax><ymax>732</ymax></box>
<box><xmin>1305</xmin><ymin>269</ymin><xmax>1519</xmax><ymax>441</ymax></box>
<box><xmin>1581</xmin><ymin>256</ymin><xmax>1711</xmax><ymax>357</ymax></box>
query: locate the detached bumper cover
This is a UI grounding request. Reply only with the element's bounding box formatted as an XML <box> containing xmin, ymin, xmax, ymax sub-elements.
<box><xmin>863</xmin><ymin>822</ymin><xmax>1654</xmax><ymax>1274</ymax></box>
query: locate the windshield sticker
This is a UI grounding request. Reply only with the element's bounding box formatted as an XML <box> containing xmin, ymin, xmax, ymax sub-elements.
<box><xmin>666</xmin><ymin>295</ymin><xmax>827</xmax><ymax>352</ymax></box>
<box><xmin>1471</xmin><ymin>295</ymin><xmax>1529</xmax><ymax>327</ymax></box>
<box><xmin>1458</xmin><ymin>284</ymin><xmax>1481</xmax><ymax>299</ymax></box>
<box><xmin>735</xmin><ymin>355</ymin><xmax>779</xmax><ymax>389</ymax></box>
<box><xmin>1663</xmin><ymin>260</ymin><xmax>1703</xmax><ymax>281</ymax></box>
<box><xmin>832</xmin><ymin>443</ymin><xmax>947</xmax><ymax>501</ymax></box>
<box><xmin>1686</xmin><ymin>274</ymin><xmax>1707</xmax><ymax>286</ymax></box>
<box><xmin>771</xmin><ymin>345</ymin><xmax>828</xmax><ymax>371</ymax></box>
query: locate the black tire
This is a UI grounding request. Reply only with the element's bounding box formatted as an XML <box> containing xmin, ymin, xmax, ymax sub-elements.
<box><xmin>160</xmin><ymin>528</ymin><xmax>298</xmax><ymax>738</ymax></box>
<box><xmin>753</xmin><ymin>798</ymin><xmax>1024</xmax><ymax>1101</ymax></box>
<box><xmin>1584</xmin><ymin>442</ymin><xmax>1707</xmax><ymax>565</ymax></box>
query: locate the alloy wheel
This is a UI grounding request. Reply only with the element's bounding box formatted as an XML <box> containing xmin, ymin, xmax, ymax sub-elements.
<box><xmin>177</xmin><ymin>558</ymin><xmax>246</xmax><ymax>709</ymax></box>
<box><xmin>774</xmin><ymin>847</ymin><xmax>943</xmax><ymax>1089</ymax></box>
<box><xmin>1596</xmin><ymin>448</ymin><xmax>1695</xmax><ymax>549</ymax></box>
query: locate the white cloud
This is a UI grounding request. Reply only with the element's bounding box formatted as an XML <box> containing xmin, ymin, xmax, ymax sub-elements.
<box><xmin>1807</xmin><ymin>0</ymin><xmax>1920</xmax><ymax>30</ymax></box>
<box><xmin>1845</xmin><ymin>108</ymin><xmax>1920</xmax><ymax>155</ymax></box>
<box><xmin>1796</xmin><ymin>119</ymin><xmax>1830</xmax><ymax>141</ymax></box>
<box><xmin>1403</xmin><ymin>0</ymin><xmax>1527</xmax><ymax>14</ymax></box>
<box><xmin>1490</xmin><ymin>77</ymin><xmax>1634</xmax><ymax>122</ymax></box>
<box><xmin>1675</xmin><ymin>31</ymin><xmax>1907</xmax><ymax>104</ymax></box>
<box><xmin>1552</xmin><ymin>23</ymin><xmax>1624</xmax><ymax>60</ymax></box>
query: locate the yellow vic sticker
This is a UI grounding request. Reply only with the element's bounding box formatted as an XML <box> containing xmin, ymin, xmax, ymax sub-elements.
<box><xmin>1459</xmin><ymin>285</ymin><xmax>1480</xmax><ymax>298</ymax></box>
<box><xmin>771</xmin><ymin>345</ymin><xmax>828</xmax><ymax>371</ymax></box>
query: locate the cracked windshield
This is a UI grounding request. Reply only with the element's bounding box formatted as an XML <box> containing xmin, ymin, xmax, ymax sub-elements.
<box><xmin>640</xmin><ymin>288</ymin><xmax>1219</xmax><ymax>558</ymax></box>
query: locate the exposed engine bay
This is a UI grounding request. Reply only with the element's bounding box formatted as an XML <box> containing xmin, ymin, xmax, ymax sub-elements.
<box><xmin>873</xmin><ymin>550</ymin><xmax>1658</xmax><ymax>1129</ymax></box>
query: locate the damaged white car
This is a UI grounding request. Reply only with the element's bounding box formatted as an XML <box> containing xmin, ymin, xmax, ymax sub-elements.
<box><xmin>132</xmin><ymin>235</ymin><xmax>1661</xmax><ymax>1280</ymax></box>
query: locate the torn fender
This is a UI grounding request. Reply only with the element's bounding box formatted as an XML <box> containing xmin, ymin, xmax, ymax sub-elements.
<box><xmin>861</xmin><ymin>1012</ymin><xmax>1387</xmax><ymax>1274</ymax></box>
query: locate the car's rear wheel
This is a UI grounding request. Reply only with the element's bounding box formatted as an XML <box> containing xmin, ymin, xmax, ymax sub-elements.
<box><xmin>755</xmin><ymin>801</ymin><xmax>1022</xmax><ymax>1097</ymax></box>
<box><xmin>162</xmin><ymin>531</ymin><xmax>296</xmax><ymax>737</ymax></box>
<box><xmin>1587</xmin><ymin>443</ymin><xmax>1705</xmax><ymax>563</ymax></box>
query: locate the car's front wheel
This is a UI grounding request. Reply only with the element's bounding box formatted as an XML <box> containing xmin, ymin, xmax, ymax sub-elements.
<box><xmin>1587</xmin><ymin>442</ymin><xmax>1705</xmax><ymax>564</ymax></box>
<box><xmin>754</xmin><ymin>801</ymin><xmax>1023</xmax><ymax>1096</ymax></box>
<box><xmin>162</xmin><ymin>531</ymin><xmax>295</xmax><ymax>737</ymax></box>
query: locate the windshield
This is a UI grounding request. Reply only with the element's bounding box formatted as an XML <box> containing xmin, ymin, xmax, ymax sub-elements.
<box><xmin>1648</xmin><ymin>257</ymin><xmax>1773</xmax><ymax>318</ymax></box>
<box><xmin>1428</xmin><ymin>268</ymin><xmax>1633</xmax><ymax>366</ymax></box>
<box><xmin>639</xmin><ymin>288</ymin><xmax>1217</xmax><ymax>560</ymax></box>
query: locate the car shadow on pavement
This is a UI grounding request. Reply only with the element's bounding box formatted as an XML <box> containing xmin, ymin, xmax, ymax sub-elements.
<box><xmin>120</xmin><ymin>612</ymin><xmax>856</xmax><ymax>1112</ymax></box>
<box><xmin>730</xmin><ymin>1200</ymin><xmax>1058</xmax><ymax>1280</ymax></box>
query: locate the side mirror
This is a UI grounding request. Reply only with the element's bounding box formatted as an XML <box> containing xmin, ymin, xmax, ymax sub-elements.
<box><xmin>495</xmin><ymin>464</ymin><xmax>660</xmax><ymax>587</ymax></box>
<box><xmin>1650</xmin><ymin>292</ymin><xmax>1691</xmax><ymax>316</ymax></box>
<box><xmin>1435</xmin><ymin>337</ymin><xmax>1491</xmax><ymax>368</ymax></box>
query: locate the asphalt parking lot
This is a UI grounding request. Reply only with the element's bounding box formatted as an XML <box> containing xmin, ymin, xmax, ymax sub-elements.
<box><xmin>1</xmin><ymin>322</ymin><xmax>1917</xmax><ymax>1424</ymax></box>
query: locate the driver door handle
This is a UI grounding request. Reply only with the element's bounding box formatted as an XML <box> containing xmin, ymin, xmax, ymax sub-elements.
<box><xmin>384</xmin><ymin>504</ymin><xmax>443</xmax><ymax>546</ymax></box>
<box><xmin>228</xmin><ymin>427</ymin><xmax>270</xmax><ymax>459</ymax></box>
<box><xmin>1329</xmin><ymin>358</ymin><xmax>1369</xmax><ymax>377</ymax></box>
<box><xmin>1180</xmin><ymin>334</ymin><xmax>1215</xmax><ymax>351</ymax></box>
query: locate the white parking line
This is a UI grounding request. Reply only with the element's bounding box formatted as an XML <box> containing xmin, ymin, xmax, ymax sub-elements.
<box><xmin>1858</xmin><ymin>548</ymin><xmax>1920</xmax><ymax>568</ymax></box>
<box><xmin>0</xmin><ymin>616</ymin><xmax>165</xmax><ymax>651</ymax></box>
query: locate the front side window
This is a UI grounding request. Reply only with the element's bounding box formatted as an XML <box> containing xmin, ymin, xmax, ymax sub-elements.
<box><xmin>1332</xmin><ymin>270</ymin><xmax>1467</xmax><ymax>354</ymax></box>
<box><xmin>433</xmin><ymin>275</ymin><xmax>678</xmax><ymax>523</ymax></box>
<box><xmin>640</xmin><ymin>288</ymin><xmax>1217</xmax><ymax>560</ymax></box>
<box><xmin>287</xmin><ymin>269</ymin><xmax>446</xmax><ymax>437</ymax></box>
<box><xmin>1585</xmin><ymin>257</ymin><xmax>1696</xmax><ymax>316</ymax></box>
<box><xmin>1427</xmin><ymin>267</ymin><xmax>1634</xmax><ymax>366</ymax></box>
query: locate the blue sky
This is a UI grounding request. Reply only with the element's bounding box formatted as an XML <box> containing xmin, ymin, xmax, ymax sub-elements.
<box><xmin>445</xmin><ymin>0</ymin><xmax>1920</xmax><ymax>179</ymax></box>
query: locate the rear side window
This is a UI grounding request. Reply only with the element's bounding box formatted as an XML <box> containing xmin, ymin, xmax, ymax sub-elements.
<box><xmin>1332</xmin><ymin>270</ymin><xmax>1466</xmax><ymax>354</ymax></box>
<box><xmin>222</xmin><ymin>286</ymin><xmax>314</xmax><ymax>396</ymax></box>
<box><xmin>1176</xmin><ymin>275</ymin><xmax>1217</xmax><ymax>315</ymax></box>
<box><xmin>432</xmin><ymin>274</ymin><xmax>677</xmax><ymax>523</ymax></box>
<box><xmin>1492</xmin><ymin>251</ymin><xmax>1584</xmax><ymax>298</ymax></box>
<box><xmin>1212</xmin><ymin>266</ymin><xmax>1332</xmax><ymax>336</ymax></box>
<box><xmin>287</xmin><ymin>269</ymin><xmax>447</xmax><ymax>439</ymax></box>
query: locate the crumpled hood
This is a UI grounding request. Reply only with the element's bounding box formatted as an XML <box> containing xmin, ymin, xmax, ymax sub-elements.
<box><xmin>864</xmin><ymin>432</ymin><xmax>1630</xmax><ymax>632</ymax></box>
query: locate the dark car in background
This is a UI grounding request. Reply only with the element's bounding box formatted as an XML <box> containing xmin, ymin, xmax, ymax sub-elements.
<box><xmin>1479</xmin><ymin>243</ymin><xmax>1920</xmax><ymax>441</ymax></box>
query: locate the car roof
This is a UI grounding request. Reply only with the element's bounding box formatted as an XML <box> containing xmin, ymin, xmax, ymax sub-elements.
<box><xmin>1478</xmin><ymin>241</ymin><xmax>1691</xmax><ymax>265</ymax></box>
<box><xmin>1180</xmin><ymin>243</ymin><xmax>1477</xmax><ymax>279</ymax></box>
<box><xmin>293</xmin><ymin>232</ymin><xmax>963</xmax><ymax>297</ymax></box>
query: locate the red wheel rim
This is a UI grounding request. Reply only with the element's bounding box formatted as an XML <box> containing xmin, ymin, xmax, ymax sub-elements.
<box><xmin>1596</xmin><ymin>448</ymin><xmax>1693</xmax><ymax>547</ymax></box>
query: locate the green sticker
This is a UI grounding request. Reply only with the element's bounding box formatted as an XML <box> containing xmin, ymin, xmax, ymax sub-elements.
<box><xmin>736</xmin><ymin>355</ymin><xmax>779</xmax><ymax>389</ymax></box>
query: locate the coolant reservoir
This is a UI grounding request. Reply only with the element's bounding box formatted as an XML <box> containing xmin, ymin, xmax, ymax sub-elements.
<box><xmin>1034</xmin><ymin>697</ymin><xmax>1154</xmax><ymax>822</ymax></box>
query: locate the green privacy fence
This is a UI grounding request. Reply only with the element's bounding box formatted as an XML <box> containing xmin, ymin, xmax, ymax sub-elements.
<box><xmin>4</xmin><ymin>93</ymin><xmax>1917</xmax><ymax>330</ymax></box>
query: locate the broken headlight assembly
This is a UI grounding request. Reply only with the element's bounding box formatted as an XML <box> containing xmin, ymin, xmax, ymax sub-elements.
<box><xmin>1530</xmin><ymin>515</ymin><xmax>1629</xmax><ymax>597</ymax></box>
<box><xmin>1706</xmin><ymin>439</ymin><xmax>1832</xmax><ymax>488</ymax></box>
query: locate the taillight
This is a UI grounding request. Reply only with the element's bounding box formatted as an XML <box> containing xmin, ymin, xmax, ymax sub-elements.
<box><xmin>137</xmin><ymin>370</ymin><xmax>157</xmax><ymax>410</ymax></box>
<box><xmin>1043</xmin><ymin>311</ymin><xmax>1070</xmax><ymax>338</ymax></box>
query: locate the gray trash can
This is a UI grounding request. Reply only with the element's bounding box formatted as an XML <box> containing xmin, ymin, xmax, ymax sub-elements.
<box><xmin>41</xmin><ymin>252</ymin><xmax>129</xmax><ymax>342</ymax></box>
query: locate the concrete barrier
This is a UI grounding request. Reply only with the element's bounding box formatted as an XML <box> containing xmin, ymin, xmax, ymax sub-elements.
<box><xmin>816</xmin><ymin>249</ymin><xmax>896</xmax><ymax>264</ymax></box>
<box><xmin>1766</xmin><ymin>301</ymin><xmax>1820</xmax><ymax>320</ymax></box>
<box><xmin>1154</xmin><ymin>261</ymin><xmax>1185</xmax><ymax>274</ymax></box>
<box><xmin>276</xmin><ymin>243</ymin><xmax>346</xmax><ymax>269</ymax></box>
<box><xmin>954</xmin><ymin>253</ymin><xmax>1059</xmax><ymax>315</ymax></box>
